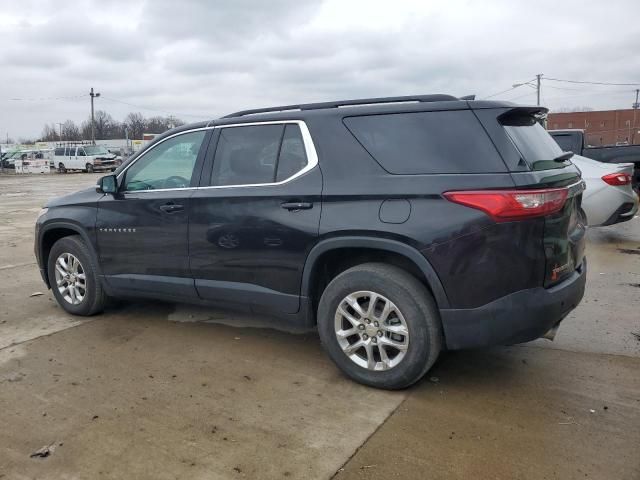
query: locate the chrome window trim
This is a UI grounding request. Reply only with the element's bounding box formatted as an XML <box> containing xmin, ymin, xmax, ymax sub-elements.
<box><xmin>115</xmin><ymin>120</ymin><xmax>318</xmax><ymax>194</ymax></box>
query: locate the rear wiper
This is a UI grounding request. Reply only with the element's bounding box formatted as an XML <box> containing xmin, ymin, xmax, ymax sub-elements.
<box><xmin>553</xmin><ymin>151</ymin><xmax>574</xmax><ymax>162</ymax></box>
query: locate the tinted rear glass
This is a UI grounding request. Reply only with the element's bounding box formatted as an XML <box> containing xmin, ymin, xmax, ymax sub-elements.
<box><xmin>210</xmin><ymin>125</ymin><xmax>282</xmax><ymax>186</ymax></box>
<box><xmin>344</xmin><ymin>110</ymin><xmax>505</xmax><ymax>174</ymax></box>
<box><xmin>502</xmin><ymin>115</ymin><xmax>566</xmax><ymax>170</ymax></box>
<box><xmin>276</xmin><ymin>124</ymin><xmax>308</xmax><ymax>181</ymax></box>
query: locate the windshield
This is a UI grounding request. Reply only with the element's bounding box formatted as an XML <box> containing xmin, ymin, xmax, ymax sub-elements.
<box><xmin>84</xmin><ymin>146</ymin><xmax>109</xmax><ymax>155</ymax></box>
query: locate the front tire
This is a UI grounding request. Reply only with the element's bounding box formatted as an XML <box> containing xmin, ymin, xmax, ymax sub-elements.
<box><xmin>317</xmin><ymin>263</ymin><xmax>442</xmax><ymax>390</ymax></box>
<box><xmin>47</xmin><ymin>236</ymin><xmax>106</xmax><ymax>316</ymax></box>
<box><xmin>58</xmin><ymin>163</ymin><xmax>67</xmax><ymax>174</ymax></box>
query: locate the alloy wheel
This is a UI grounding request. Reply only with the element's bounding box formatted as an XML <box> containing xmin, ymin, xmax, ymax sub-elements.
<box><xmin>54</xmin><ymin>252</ymin><xmax>87</xmax><ymax>305</ymax></box>
<box><xmin>334</xmin><ymin>291</ymin><xmax>409</xmax><ymax>371</ymax></box>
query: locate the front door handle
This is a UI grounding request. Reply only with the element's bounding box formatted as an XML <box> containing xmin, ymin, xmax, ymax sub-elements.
<box><xmin>281</xmin><ymin>201</ymin><xmax>313</xmax><ymax>211</ymax></box>
<box><xmin>159</xmin><ymin>203</ymin><xmax>184</xmax><ymax>213</ymax></box>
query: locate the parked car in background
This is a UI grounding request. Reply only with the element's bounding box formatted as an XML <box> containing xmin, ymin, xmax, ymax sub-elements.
<box><xmin>570</xmin><ymin>155</ymin><xmax>638</xmax><ymax>226</ymax></box>
<box><xmin>548</xmin><ymin>129</ymin><xmax>640</xmax><ymax>191</ymax></box>
<box><xmin>53</xmin><ymin>145</ymin><xmax>118</xmax><ymax>173</ymax></box>
<box><xmin>1</xmin><ymin>150</ymin><xmax>20</xmax><ymax>168</ymax></box>
<box><xmin>36</xmin><ymin>95</ymin><xmax>587</xmax><ymax>389</ymax></box>
<box><xmin>2</xmin><ymin>149</ymin><xmax>52</xmax><ymax>169</ymax></box>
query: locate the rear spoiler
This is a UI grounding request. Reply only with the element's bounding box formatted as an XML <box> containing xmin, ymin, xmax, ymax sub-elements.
<box><xmin>498</xmin><ymin>106</ymin><xmax>549</xmax><ymax>125</ymax></box>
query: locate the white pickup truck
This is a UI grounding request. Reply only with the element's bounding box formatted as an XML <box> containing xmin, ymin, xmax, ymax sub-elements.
<box><xmin>53</xmin><ymin>145</ymin><xmax>120</xmax><ymax>173</ymax></box>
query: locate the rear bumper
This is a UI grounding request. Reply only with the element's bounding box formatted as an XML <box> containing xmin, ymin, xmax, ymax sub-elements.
<box><xmin>440</xmin><ymin>260</ymin><xmax>586</xmax><ymax>350</ymax></box>
<box><xmin>601</xmin><ymin>195</ymin><xmax>638</xmax><ymax>226</ymax></box>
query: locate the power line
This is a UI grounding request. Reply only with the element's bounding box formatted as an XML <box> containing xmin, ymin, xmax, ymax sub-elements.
<box><xmin>482</xmin><ymin>78</ymin><xmax>536</xmax><ymax>100</ymax></box>
<box><xmin>505</xmin><ymin>91</ymin><xmax>536</xmax><ymax>102</ymax></box>
<box><xmin>545</xmin><ymin>77</ymin><xmax>640</xmax><ymax>87</ymax></box>
<box><xmin>100</xmin><ymin>96</ymin><xmax>209</xmax><ymax>119</ymax></box>
<box><xmin>6</xmin><ymin>94</ymin><xmax>87</xmax><ymax>102</ymax></box>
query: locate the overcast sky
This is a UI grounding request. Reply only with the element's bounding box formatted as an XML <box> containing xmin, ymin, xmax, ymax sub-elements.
<box><xmin>1</xmin><ymin>0</ymin><xmax>639</xmax><ymax>140</ymax></box>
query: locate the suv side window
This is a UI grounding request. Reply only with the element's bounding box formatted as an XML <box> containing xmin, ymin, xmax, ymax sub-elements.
<box><xmin>54</xmin><ymin>148</ymin><xmax>64</xmax><ymax>156</ymax></box>
<box><xmin>124</xmin><ymin>130</ymin><xmax>206</xmax><ymax>191</ymax></box>
<box><xmin>67</xmin><ymin>147</ymin><xmax>76</xmax><ymax>157</ymax></box>
<box><xmin>344</xmin><ymin>110</ymin><xmax>506</xmax><ymax>174</ymax></box>
<box><xmin>77</xmin><ymin>148</ymin><xmax>86</xmax><ymax>156</ymax></box>
<box><xmin>276</xmin><ymin>124</ymin><xmax>308</xmax><ymax>182</ymax></box>
<box><xmin>210</xmin><ymin>123</ymin><xmax>309</xmax><ymax>186</ymax></box>
<box><xmin>210</xmin><ymin>125</ymin><xmax>282</xmax><ymax>186</ymax></box>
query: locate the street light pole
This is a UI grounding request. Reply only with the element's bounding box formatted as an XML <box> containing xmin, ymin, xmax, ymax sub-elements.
<box><xmin>90</xmin><ymin>87</ymin><xmax>101</xmax><ymax>145</ymax></box>
<box><xmin>56</xmin><ymin>122</ymin><xmax>63</xmax><ymax>141</ymax></box>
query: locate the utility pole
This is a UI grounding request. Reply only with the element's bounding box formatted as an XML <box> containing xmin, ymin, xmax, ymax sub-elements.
<box><xmin>633</xmin><ymin>89</ymin><xmax>639</xmax><ymax>145</ymax></box>
<box><xmin>536</xmin><ymin>73</ymin><xmax>543</xmax><ymax>106</ymax></box>
<box><xmin>56</xmin><ymin>122</ymin><xmax>63</xmax><ymax>141</ymax></box>
<box><xmin>89</xmin><ymin>87</ymin><xmax>101</xmax><ymax>145</ymax></box>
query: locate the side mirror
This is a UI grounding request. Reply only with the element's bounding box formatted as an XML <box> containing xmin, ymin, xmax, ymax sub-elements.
<box><xmin>97</xmin><ymin>174</ymin><xmax>118</xmax><ymax>194</ymax></box>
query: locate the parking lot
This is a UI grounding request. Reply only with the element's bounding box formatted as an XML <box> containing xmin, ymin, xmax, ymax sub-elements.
<box><xmin>1</xmin><ymin>173</ymin><xmax>639</xmax><ymax>479</ymax></box>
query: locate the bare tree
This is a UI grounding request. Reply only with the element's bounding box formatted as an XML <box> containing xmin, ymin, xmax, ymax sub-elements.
<box><xmin>80</xmin><ymin>120</ymin><xmax>92</xmax><ymax>140</ymax></box>
<box><xmin>61</xmin><ymin>120</ymin><xmax>81</xmax><ymax>141</ymax></box>
<box><xmin>124</xmin><ymin>112</ymin><xmax>146</xmax><ymax>140</ymax></box>
<box><xmin>93</xmin><ymin>110</ymin><xmax>114</xmax><ymax>139</ymax></box>
<box><xmin>39</xmin><ymin>111</ymin><xmax>186</xmax><ymax>142</ymax></box>
<box><xmin>40</xmin><ymin>124</ymin><xmax>59</xmax><ymax>141</ymax></box>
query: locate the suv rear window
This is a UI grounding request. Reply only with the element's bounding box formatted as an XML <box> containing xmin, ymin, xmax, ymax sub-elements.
<box><xmin>501</xmin><ymin>114</ymin><xmax>567</xmax><ymax>169</ymax></box>
<box><xmin>343</xmin><ymin>110</ymin><xmax>505</xmax><ymax>174</ymax></box>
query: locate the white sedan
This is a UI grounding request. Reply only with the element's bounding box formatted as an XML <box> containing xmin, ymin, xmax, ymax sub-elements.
<box><xmin>571</xmin><ymin>154</ymin><xmax>638</xmax><ymax>226</ymax></box>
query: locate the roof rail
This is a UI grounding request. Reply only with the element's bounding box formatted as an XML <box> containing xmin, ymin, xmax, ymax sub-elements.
<box><xmin>222</xmin><ymin>94</ymin><xmax>460</xmax><ymax>118</ymax></box>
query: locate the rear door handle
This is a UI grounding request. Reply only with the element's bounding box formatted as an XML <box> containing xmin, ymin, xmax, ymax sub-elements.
<box><xmin>159</xmin><ymin>203</ymin><xmax>184</xmax><ymax>213</ymax></box>
<box><xmin>281</xmin><ymin>201</ymin><xmax>313</xmax><ymax>211</ymax></box>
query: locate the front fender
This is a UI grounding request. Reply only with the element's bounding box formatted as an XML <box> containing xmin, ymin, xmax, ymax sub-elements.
<box><xmin>37</xmin><ymin>219</ymin><xmax>101</xmax><ymax>288</ymax></box>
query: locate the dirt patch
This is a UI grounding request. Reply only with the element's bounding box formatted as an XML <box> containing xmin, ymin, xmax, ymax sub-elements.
<box><xmin>617</xmin><ymin>247</ymin><xmax>640</xmax><ymax>255</ymax></box>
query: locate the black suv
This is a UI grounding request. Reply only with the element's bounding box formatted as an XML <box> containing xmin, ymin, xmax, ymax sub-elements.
<box><xmin>35</xmin><ymin>95</ymin><xmax>587</xmax><ymax>389</ymax></box>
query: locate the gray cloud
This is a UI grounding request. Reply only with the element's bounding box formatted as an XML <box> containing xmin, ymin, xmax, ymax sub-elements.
<box><xmin>1</xmin><ymin>0</ymin><xmax>639</xmax><ymax>139</ymax></box>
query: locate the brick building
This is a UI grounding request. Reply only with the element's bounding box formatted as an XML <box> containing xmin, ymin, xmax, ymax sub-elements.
<box><xmin>547</xmin><ymin>109</ymin><xmax>640</xmax><ymax>146</ymax></box>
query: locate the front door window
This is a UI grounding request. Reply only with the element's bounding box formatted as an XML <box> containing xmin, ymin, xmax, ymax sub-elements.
<box><xmin>124</xmin><ymin>131</ymin><xmax>206</xmax><ymax>191</ymax></box>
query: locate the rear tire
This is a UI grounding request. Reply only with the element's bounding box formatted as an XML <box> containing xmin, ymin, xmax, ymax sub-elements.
<box><xmin>47</xmin><ymin>235</ymin><xmax>106</xmax><ymax>316</ymax></box>
<box><xmin>86</xmin><ymin>163</ymin><xmax>94</xmax><ymax>173</ymax></box>
<box><xmin>317</xmin><ymin>263</ymin><xmax>442</xmax><ymax>390</ymax></box>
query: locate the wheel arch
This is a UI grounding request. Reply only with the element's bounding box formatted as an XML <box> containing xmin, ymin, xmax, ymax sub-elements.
<box><xmin>301</xmin><ymin>237</ymin><xmax>450</xmax><ymax>315</ymax></box>
<box><xmin>39</xmin><ymin>222</ymin><xmax>101</xmax><ymax>288</ymax></box>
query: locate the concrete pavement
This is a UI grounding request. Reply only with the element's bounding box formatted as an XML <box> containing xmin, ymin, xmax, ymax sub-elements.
<box><xmin>0</xmin><ymin>173</ymin><xmax>638</xmax><ymax>479</ymax></box>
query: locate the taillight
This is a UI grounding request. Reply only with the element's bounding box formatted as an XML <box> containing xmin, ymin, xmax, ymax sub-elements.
<box><xmin>601</xmin><ymin>172</ymin><xmax>631</xmax><ymax>186</ymax></box>
<box><xmin>443</xmin><ymin>188</ymin><xmax>569</xmax><ymax>222</ymax></box>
